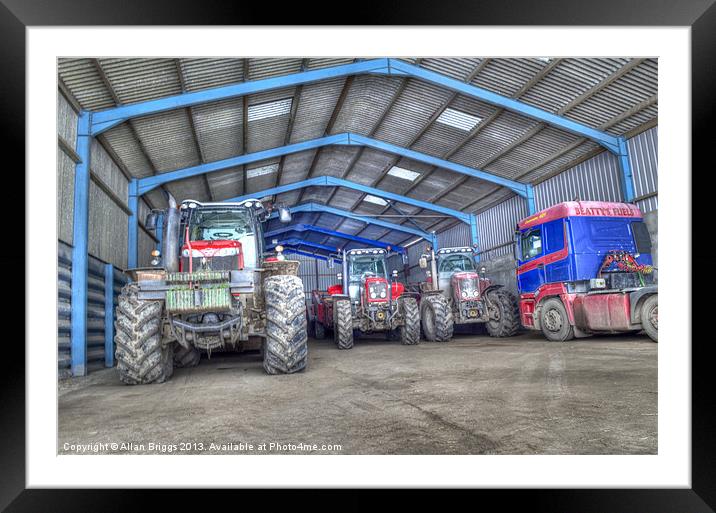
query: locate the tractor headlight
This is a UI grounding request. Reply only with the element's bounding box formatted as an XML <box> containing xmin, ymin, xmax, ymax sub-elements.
<box><xmin>151</xmin><ymin>249</ymin><xmax>161</xmax><ymax>257</ymax></box>
<box><xmin>150</xmin><ymin>258</ymin><xmax>160</xmax><ymax>266</ymax></box>
<box><xmin>380</xmin><ymin>290</ymin><xmax>386</xmax><ymax>298</ymax></box>
<box><xmin>462</xmin><ymin>291</ymin><xmax>468</xmax><ymax>298</ymax></box>
<box><xmin>370</xmin><ymin>292</ymin><xmax>377</xmax><ymax>299</ymax></box>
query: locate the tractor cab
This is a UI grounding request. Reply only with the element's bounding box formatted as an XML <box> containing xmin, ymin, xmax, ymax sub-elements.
<box><xmin>176</xmin><ymin>199</ymin><xmax>266</xmax><ymax>272</ymax></box>
<box><xmin>340</xmin><ymin>248</ymin><xmax>404</xmax><ymax>304</ymax></box>
<box><xmin>434</xmin><ymin>247</ymin><xmax>489</xmax><ymax>304</ymax></box>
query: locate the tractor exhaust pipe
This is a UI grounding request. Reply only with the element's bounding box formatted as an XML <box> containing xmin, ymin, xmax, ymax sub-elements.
<box><xmin>162</xmin><ymin>191</ymin><xmax>181</xmax><ymax>272</ymax></box>
<box><xmin>342</xmin><ymin>250</ymin><xmax>349</xmax><ymax>296</ymax></box>
<box><xmin>430</xmin><ymin>247</ymin><xmax>439</xmax><ymax>290</ymax></box>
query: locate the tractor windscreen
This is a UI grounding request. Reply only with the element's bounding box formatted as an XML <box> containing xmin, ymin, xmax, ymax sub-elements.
<box><xmin>189</xmin><ymin>208</ymin><xmax>253</xmax><ymax>241</ymax></box>
<box><xmin>186</xmin><ymin>207</ymin><xmax>258</xmax><ymax>269</ymax></box>
<box><xmin>349</xmin><ymin>255</ymin><xmax>387</xmax><ymax>281</ymax></box>
<box><xmin>438</xmin><ymin>254</ymin><xmax>476</xmax><ymax>273</ymax></box>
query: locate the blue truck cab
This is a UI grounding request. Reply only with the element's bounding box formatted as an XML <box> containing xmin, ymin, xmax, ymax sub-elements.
<box><xmin>514</xmin><ymin>201</ymin><xmax>657</xmax><ymax>342</ymax></box>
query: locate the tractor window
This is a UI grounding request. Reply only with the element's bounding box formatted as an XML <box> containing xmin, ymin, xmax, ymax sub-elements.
<box><xmin>189</xmin><ymin>209</ymin><xmax>253</xmax><ymax>241</ymax></box>
<box><xmin>631</xmin><ymin>221</ymin><xmax>652</xmax><ymax>254</ymax></box>
<box><xmin>520</xmin><ymin>228</ymin><xmax>542</xmax><ymax>261</ymax></box>
<box><xmin>438</xmin><ymin>254</ymin><xmax>476</xmax><ymax>273</ymax></box>
<box><xmin>349</xmin><ymin>256</ymin><xmax>386</xmax><ymax>281</ymax></box>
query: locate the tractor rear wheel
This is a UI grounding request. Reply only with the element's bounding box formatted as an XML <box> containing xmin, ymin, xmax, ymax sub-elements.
<box><xmin>334</xmin><ymin>299</ymin><xmax>354</xmax><ymax>349</ymax></box>
<box><xmin>174</xmin><ymin>344</ymin><xmax>200</xmax><ymax>368</ymax></box>
<box><xmin>539</xmin><ymin>297</ymin><xmax>575</xmax><ymax>342</ymax></box>
<box><xmin>263</xmin><ymin>275</ymin><xmax>308</xmax><ymax>374</ymax></box>
<box><xmin>114</xmin><ymin>284</ymin><xmax>173</xmax><ymax>385</ymax></box>
<box><xmin>420</xmin><ymin>294</ymin><xmax>454</xmax><ymax>342</ymax></box>
<box><xmin>314</xmin><ymin>317</ymin><xmax>327</xmax><ymax>339</ymax></box>
<box><xmin>399</xmin><ymin>297</ymin><xmax>421</xmax><ymax>345</ymax></box>
<box><xmin>486</xmin><ymin>288</ymin><xmax>521</xmax><ymax>338</ymax></box>
<box><xmin>641</xmin><ymin>294</ymin><xmax>658</xmax><ymax>342</ymax></box>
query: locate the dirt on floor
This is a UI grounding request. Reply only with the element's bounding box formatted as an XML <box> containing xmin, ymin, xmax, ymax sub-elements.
<box><xmin>58</xmin><ymin>332</ymin><xmax>657</xmax><ymax>455</ymax></box>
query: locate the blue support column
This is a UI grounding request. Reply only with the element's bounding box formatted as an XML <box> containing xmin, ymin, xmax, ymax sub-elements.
<box><xmin>128</xmin><ymin>179</ymin><xmax>139</xmax><ymax>269</ymax></box>
<box><xmin>525</xmin><ymin>184</ymin><xmax>536</xmax><ymax>215</ymax></box>
<box><xmin>70</xmin><ymin>111</ymin><xmax>91</xmax><ymax>376</ymax></box>
<box><xmin>616</xmin><ymin>136</ymin><xmax>636</xmax><ymax>202</ymax></box>
<box><xmin>431</xmin><ymin>233</ymin><xmax>439</xmax><ymax>251</ymax></box>
<box><xmin>469</xmin><ymin>214</ymin><xmax>481</xmax><ymax>262</ymax></box>
<box><xmin>104</xmin><ymin>263</ymin><xmax>115</xmax><ymax>368</ymax></box>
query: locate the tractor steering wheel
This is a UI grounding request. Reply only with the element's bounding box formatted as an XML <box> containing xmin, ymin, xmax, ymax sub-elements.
<box><xmin>209</xmin><ymin>232</ymin><xmax>234</xmax><ymax>239</ymax></box>
<box><xmin>360</xmin><ymin>271</ymin><xmax>377</xmax><ymax>281</ymax></box>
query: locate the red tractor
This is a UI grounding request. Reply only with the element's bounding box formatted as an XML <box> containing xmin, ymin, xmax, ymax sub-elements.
<box><xmin>307</xmin><ymin>248</ymin><xmax>420</xmax><ymax>349</ymax></box>
<box><xmin>416</xmin><ymin>246</ymin><xmax>520</xmax><ymax>341</ymax></box>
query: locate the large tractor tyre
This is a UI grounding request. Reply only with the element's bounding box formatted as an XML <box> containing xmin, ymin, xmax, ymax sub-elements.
<box><xmin>174</xmin><ymin>344</ymin><xmax>200</xmax><ymax>368</ymax></box>
<box><xmin>641</xmin><ymin>294</ymin><xmax>658</xmax><ymax>342</ymax></box>
<box><xmin>114</xmin><ymin>284</ymin><xmax>174</xmax><ymax>385</ymax></box>
<box><xmin>539</xmin><ymin>297</ymin><xmax>575</xmax><ymax>342</ymax></box>
<box><xmin>420</xmin><ymin>294</ymin><xmax>454</xmax><ymax>342</ymax></box>
<box><xmin>334</xmin><ymin>300</ymin><xmax>354</xmax><ymax>350</ymax></box>
<box><xmin>486</xmin><ymin>288</ymin><xmax>521</xmax><ymax>338</ymax></box>
<box><xmin>263</xmin><ymin>275</ymin><xmax>309</xmax><ymax>375</ymax></box>
<box><xmin>314</xmin><ymin>317</ymin><xmax>327</xmax><ymax>340</ymax></box>
<box><xmin>399</xmin><ymin>297</ymin><xmax>421</xmax><ymax>346</ymax></box>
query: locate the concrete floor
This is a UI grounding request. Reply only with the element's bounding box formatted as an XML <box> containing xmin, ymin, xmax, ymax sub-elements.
<box><xmin>58</xmin><ymin>332</ymin><xmax>657</xmax><ymax>455</ymax></box>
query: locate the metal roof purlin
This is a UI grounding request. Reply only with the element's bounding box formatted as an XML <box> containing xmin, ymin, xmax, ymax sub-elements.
<box><xmin>136</xmin><ymin>133</ymin><xmax>529</xmax><ymax>199</ymax></box>
<box><xmin>88</xmin><ymin>57</ymin><xmax>620</xmax><ymax>154</ymax></box>
<box><xmin>267</xmin><ymin>202</ymin><xmax>433</xmax><ymax>241</ymax></box>
<box><xmin>225</xmin><ymin>176</ymin><xmax>472</xmax><ymax>224</ymax></box>
<box><xmin>264</xmin><ymin>224</ymin><xmax>405</xmax><ymax>252</ymax></box>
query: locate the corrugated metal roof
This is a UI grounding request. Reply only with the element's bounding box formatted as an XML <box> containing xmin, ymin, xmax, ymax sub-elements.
<box><xmin>58</xmin><ymin>57</ymin><xmax>658</xmax><ymax>251</ymax></box>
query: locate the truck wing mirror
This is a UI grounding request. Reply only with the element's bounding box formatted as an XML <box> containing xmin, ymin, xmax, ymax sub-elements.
<box><xmin>145</xmin><ymin>212</ymin><xmax>158</xmax><ymax>231</ymax></box>
<box><xmin>278</xmin><ymin>206</ymin><xmax>292</xmax><ymax>223</ymax></box>
<box><xmin>326</xmin><ymin>258</ymin><xmax>335</xmax><ymax>269</ymax></box>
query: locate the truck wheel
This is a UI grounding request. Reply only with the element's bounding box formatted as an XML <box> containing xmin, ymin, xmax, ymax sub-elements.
<box><xmin>314</xmin><ymin>318</ymin><xmax>327</xmax><ymax>339</ymax></box>
<box><xmin>334</xmin><ymin>299</ymin><xmax>354</xmax><ymax>349</ymax></box>
<box><xmin>399</xmin><ymin>297</ymin><xmax>421</xmax><ymax>345</ymax></box>
<box><xmin>420</xmin><ymin>294</ymin><xmax>454</xmax><ymax>342</ymax></box>
<box><xmin>174</xmin><ymin>344</ymin><xmax>200</xmax><ymax>368</ymax></box>
<box><xmin>486</xmin><ymin>289</ymin><xmax>521</xmax><ymax>338</ymax></box>
<box><xmin>263</xmin><ymin>275</ymin><xmax>308</xmax><ymax>374</ymax></box>
<box><xmin>641</xmin><ymin>294</ymin><xmax>658</xmax><ymax>342</ymax></box>
<box><xmin>114</xmin><ymin>283</ymin><xmax>173</xmax><ymax>385</ymax></box>
<box><xmin>539</xmin><ymin>297</ymin><xmax>575</xmax><ymax>342</ymax></box>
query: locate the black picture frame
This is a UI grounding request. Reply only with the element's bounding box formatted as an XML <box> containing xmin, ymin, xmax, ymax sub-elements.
<box><xmin>5</xmin><ymin>0</ymin><xmax>714</xmax><ymax>510</ymax></box>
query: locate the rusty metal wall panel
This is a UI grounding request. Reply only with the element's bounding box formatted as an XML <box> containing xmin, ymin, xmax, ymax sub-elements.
<box><xmin>88</xmin><ymin>181</ymin><xmax>129</xmax><ymax>269</ymax></box>
<box><xmin>57</xmin><ymin>148</ymin><xmax>75</xmax><ymax>244</ymax></box>
<box><xmin>628</xmin><ymin>126</ymin><xmax>658</xmax><ymax>213</ymax></box>
<box><xmin>138</xmin><ymin>228</ymin><xmax>156</xmax><ymax>268</ymax></box>
<box><xmin>57</xmin><ymin>92</ymin><xmax>78</xmax><ymax>149</ymax></box>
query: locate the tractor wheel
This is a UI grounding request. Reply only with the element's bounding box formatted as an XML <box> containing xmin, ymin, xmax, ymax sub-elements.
<box><xmin>539</xmin><ymin>297</ymin><xmax>575</xmax><ymax>342</ymax></box>
<box><xmin>174</xmin><ymin>344</ymin><xmax>200</xmax><ymax>368</ymax></box>
<box><xmin>334</xmin><ymin>299</ymin><xmax>354</xmax><ymax>350</ymax></box>
<box><xmin>420</xmin><ymin>294</ymin><xmax>454</xmax><ymax>342</ymax></box>
<box><xmin>641</xmin><ymin>294</ymin><xmax>658</xmax><ymax>342</ymax></box>
<box><xmin>314</xmin><ymin>318</ymin><xmax>327</xmax><ymax>340</ymax></box>
<box><xmin>486</xmin><ymin>288</ymin><xmax>521</xmax><ymax>338</ymax></box>
<box><xmin>114</xmin><ymin>283</ymin><xmax>173</xmax><ymax>385</ymax></box>
<box><xmin>263</xmin><ymin>275</ymin><xmax>308</xmax><ymax>374</ymax></box>
<box><xmin>399</xmin><ymin>297</ymin><xmax>421</xmax><ymax>345</ymax></box>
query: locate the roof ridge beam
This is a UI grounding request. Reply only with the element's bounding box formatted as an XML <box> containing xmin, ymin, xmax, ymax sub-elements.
<box><xmin>137</xmin><ymin>132</ymin><xmax>528</xmax><ymax>199</ymax></box>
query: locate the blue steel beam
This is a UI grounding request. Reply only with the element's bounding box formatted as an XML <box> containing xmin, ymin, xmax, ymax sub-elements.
<box><xmin>264</xmin><ymin>224</ymin><xmax>405</xmax><ymax>253</ymax></box>
<box><xmin>127</xmin><ymin>179</ymin><xmax>140</xmax><ymax>268</ymax></box>
<box><xmin>267</xmin><ymin>202</ymin><xmax>433</xmax><ymax>241</ymax></box>
<box><xmin>266</xmin><ymin>238</ymin><xmax>339</xmax><ymax>254</ymax></box>
<box><xmin>71</xmin><ymin>111</ymin><xmax>91</xmax><ymax>376</ymax></box>
<box><xmin>136</xmin><ymin>133</ymin><xmax>529</xmax><ymax>198</ymax></box>
<box><xmin>283</xmin><ymin>248</ymin><xmax>342</xmax><ymax>264</ymax></box>
<box><xmin>88</xmin><ymin>58</ymin><xmax>620</xmax><ymax>154</ymax></box>
<box><xmin>227</xmin><ymin>176</ymin><xmax>472</xmax><ymax>223</ymax></box>
<box><xmin>104</xmin><ymin>263</ymin><xmax>115</xmax><ymax>368</ymax></box>
<box><xmin>89</xmin><ymin>59</ymin><xmax>392</xmax><ymax>135</ymax></box>
<box><xmin>616</xmin><ymin>136</ymin><xmax>636</xmax><ymax>201</ymax></box>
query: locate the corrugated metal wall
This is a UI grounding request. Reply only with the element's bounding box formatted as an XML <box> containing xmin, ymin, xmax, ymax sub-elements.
<box><xmin>58</xmin><ymin>241</ymin><xmax>127</xmax><ymax>378</ymax></box>
<box><xmin>406</xmin><ymin>126</ymin><xmax>658</xmax><ymax>269</ymax></box>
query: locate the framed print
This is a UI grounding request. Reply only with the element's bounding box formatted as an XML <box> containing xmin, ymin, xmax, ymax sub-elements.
<box><xmin>6</xmin><ymin>0</ymin><xmax>715</xmax><ymax>510</ymax></box>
